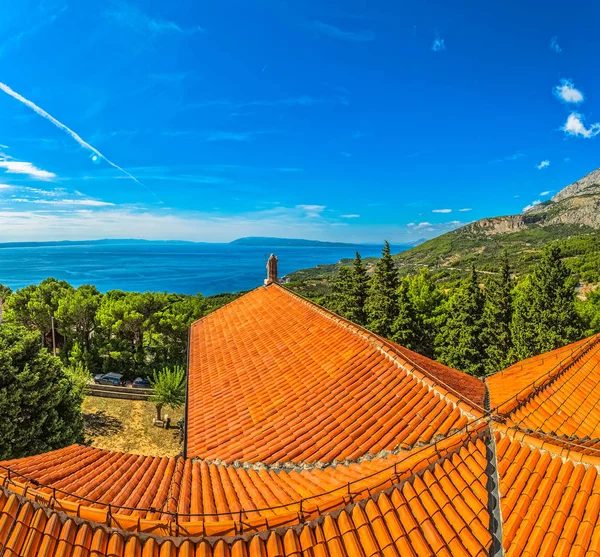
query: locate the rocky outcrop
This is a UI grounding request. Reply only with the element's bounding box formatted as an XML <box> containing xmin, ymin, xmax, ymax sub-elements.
<box><xmin>467</xmin><ymin>215</ymin><xmax>529</xmax><ymax>235</ymax></box>
<box><xmin>552</xmin><ymin>168</ymin><xmax>600</xmax><ymax>202</ymax></box>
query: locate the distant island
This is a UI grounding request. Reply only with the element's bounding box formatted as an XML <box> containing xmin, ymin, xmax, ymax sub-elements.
<box><xmin>231</xmin><ymin>237</ymin><xmax>373</xmax><ymax>247</ymax></box>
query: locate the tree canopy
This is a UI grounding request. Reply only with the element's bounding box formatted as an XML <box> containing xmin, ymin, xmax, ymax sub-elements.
<box><xmin>0</xmin><ymin>323</ymin><xmax>85</xmax><ymax>459</ymax></box>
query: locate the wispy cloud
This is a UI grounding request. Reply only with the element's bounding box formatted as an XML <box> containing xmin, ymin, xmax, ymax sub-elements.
<box><xmin>536</xmin><ymin>160</ymin><xmax>550</xmax><ymax>169</ymax></box>
<box><xmin>553</xmin><ymin>79</ymin><xmax>584</xmax><ymax>103</ymax></box>
<box><xmin>523</xmin><ymin>200</ymin><xmax>541</xmax><ymax>212</ymax></box>
<box><xmin>0</xmin><ymin>159</ymin><xmax>55</xmax><ymax>180</ymax></box>
<box><xmin>204</xmin><ymin>131</ymin><xmax>270</xmax><ymax>142</ymax></box>
<box><xmin>341</xmin><ymin>152</ymin><xmax>352</xmax><ymax>158</ymax></box>
<box><xmin>340</xmin><ymin>214</ymin><xmax>360</xmax><ymax>219</ymax></box>
<box><xmin>0</xmin><ymin>81</ymin><xmax>153</xmax><ymax>196</ymax></box>
<box><xmin>550</xmin><ymin>36</ymin><xmax>562</xmax><ymax>53</ymax></box>
<box><xmin>188</xmin><ymin>95</ymin><xmax>345</xmax><ymax>111</ymax></box>
<box><xmin>308</xmin><ymin>21</ymin><xmax>375</xmax><ymax>42</ymax></box>
<box><xmin>458</xmin><ymin>208</ymin><xmax>472</xmax><ymax>212</ymax></box>
<box><xmin>562</xmin><ymin>112</ymin><xmax>600</xmax><ymax>138</ymax></box>
<box><xmin>12</xmin><ymin>198</ymin><xmax>114</xmax><ymax>207</ymax></box>
<box><xmin>540</xmin><ymin>190</ymin><xmax>552</xmax><ymax>196</ymax></box>
<box><xmin>0</xmin><ymin>5</ymin><xmax>67</xmax><ymax>58</ymax></box>
<box><xmin>432</xmin><ymin>208</ymin><xmax>452</xmax><ymax>213</ymax></box>
<box><xmin>296</xmin><ymin>204</ymin><xmax>326</xmax><ymax>217</ymax></box>
<box><xmin>107</xmin><ymin>2</ymin><xmax>203</xmax><ymax>35</ymax></box>
<box><xmin>432</xmin><ymin>35</ymin><xmax>446</xmax><ymax>52</ymax></box>
<box><xmin>492</xmin><ymin>152</ymin><xmax>525</xmax><ymax>163</ymax></box>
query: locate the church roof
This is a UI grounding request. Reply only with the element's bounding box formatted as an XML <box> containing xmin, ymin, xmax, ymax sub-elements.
<box><xmin>186</xmin><ymin>283</ymin><xmax>485</xmax><ymax>463</ymax></box>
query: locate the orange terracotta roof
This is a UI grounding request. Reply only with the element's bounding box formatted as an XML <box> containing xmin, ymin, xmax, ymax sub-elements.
<box><xmin>186</xmin><ymin>283</ymin><xmax>484</xmax><ymax>463</ymax></box>
<box><xmin>0</xmin><ymin>424</ymin><xmax>486</xmax><ymax>531</ymax></box>
<box><xmin>487</xmin><ymin>334</ymin><xmax>600</xmax><ymax>448</ymax></box>
<box><xmin>487</xmin><ymin>335</ymin><xmax>598</xmax><ymax>412</ymax></box>
<box><xmin>0</xmin><ymin>428</ymin><xmax>491</xmax><ymax>556</ymax></box>
<box><xmin>496</xmin><ymin>430</ymin><xmax>600</xmax><ymax>556</ymax></box>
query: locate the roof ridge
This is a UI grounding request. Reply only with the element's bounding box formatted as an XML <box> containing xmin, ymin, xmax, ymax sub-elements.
<box><xmin>494</xmin><ymin>334</ymin><xmax>600</xmax><ymax>416</ymax></box>
<box><xmin>274</xmin><ymin>283</ymin><xmax>486</xmax><ymax>416</ymax></box>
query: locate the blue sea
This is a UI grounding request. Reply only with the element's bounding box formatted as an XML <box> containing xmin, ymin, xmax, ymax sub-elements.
<box><xmin>0</xmin><ymin>243</ymin><xmax>407</xmax><ymax>296</ymax></box>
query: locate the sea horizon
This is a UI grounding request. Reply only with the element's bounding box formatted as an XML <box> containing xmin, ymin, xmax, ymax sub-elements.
<box><xmin>0</xmin><ymin>241</ymin><xmax>409</xmax><ymax>296</ymax></box>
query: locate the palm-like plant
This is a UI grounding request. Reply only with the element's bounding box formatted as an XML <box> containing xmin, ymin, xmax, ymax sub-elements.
<box><xmin>149</xmin><ymin>365</ymin><xmax>186</xmax><ymax>421</ymax></box>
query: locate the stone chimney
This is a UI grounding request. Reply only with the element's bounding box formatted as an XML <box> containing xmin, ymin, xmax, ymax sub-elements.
<box><xmin>265</xmin><ymin>253</ymin><xmax>278</xmax><ymax>285</ymax></box>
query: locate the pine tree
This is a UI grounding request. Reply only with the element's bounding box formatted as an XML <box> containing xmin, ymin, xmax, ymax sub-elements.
<box><xmin>348</xmin><ymin>252</ymin><xmax>369</xmax><ymax>325</ymax></box>
<box><xmin>511</xmin><ymin>244</ymin><xmax>582</xmax><ymax>360</ymax></box>
<box><xmin>0</xmin><ymin>323</ymin><xmax>85</xmax><ymax>459</ymax></box>
<box><xmin>407</xmin><ymin>268</ymin><xmax>444</xmax><ymax>357</ymax></box>
<box><xmin>481</xmin><ymin>253</ymin><xmax>514</xmax><ymax>374</ymax></box>
<box><xmin>392</xmin><ymin>280</ymin><xmax>416</xmax><ymax>348</ymax></box>
<box><xmin>435</xmin><ymin>266</ymin><xmax>485</xmax><ymax>376</ymax></box>
<box><xmin>366</xmin><ymin>241</ymin><xmax>399</xmax><ymax>338</ymax></box>
<box><xmin>332</xmin><ymin>266</ymin><xmax>355</xmax><ymax>320</ymax></box>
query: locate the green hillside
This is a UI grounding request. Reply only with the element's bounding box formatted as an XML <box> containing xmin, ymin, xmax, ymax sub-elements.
<box><xmin>286</xmin><ymin>168</ymin><xmax>600</xmax><ymax>299</ymax></box>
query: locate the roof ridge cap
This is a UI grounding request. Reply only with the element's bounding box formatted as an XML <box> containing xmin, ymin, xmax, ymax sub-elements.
<box><xmin>274</xmin><ymin>284</ymin><xmax>485</xmax><ymax>416</ymax></box>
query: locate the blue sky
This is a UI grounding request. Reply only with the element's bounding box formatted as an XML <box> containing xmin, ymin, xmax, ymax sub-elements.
<box><xmin>1</xmin><ymin>0</ymin><xmax>600</xmax><ymax>243</ymax></box>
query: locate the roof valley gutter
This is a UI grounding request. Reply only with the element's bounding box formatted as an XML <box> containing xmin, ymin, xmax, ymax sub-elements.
<box><xmin>484</xmin><ymin>380</ymin><xmax>505</xmax><ymax>557</ymax></box>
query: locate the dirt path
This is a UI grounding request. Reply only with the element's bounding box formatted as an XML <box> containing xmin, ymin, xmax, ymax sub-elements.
<box><xmin>82</xmin><ymin>397</ymin><xmax>183</xmax><ymax>457</ymax></box>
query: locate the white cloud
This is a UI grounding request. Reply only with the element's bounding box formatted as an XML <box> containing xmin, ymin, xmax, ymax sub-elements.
<box><xmin>553</xmin><ymin>79</ymin><xmax>584</xmax><ymax>103</ymax></box>
<box><xmin>562</xmin><ymin>112</ymin><xmax>600</xmax><ymax>138</ymax></box>
<box><xmin>0</xmin><ymin>160</ymin><xmax>55</xmax><ymax>180</ymax></box>
<box><xmin>432</xmin><ymin>36</ymin><xmax>446</xmax><ymax>52</ymax></box>
<box><xmin>0</xmin><ymin>81</ymin><xmax>152</xmax><ymax>195</ymax></box>
<box><xmin>0</xmin><ymin>184</ymin><xmax>12</xmax><ymax>190</ymax></box>
<box><xmin>523</xmin><ymin>200</ymin><xmax>541</xmax><ymax>212</ymax></box>
<box><xmin>340</xmin><ymin>214</ymin><xmax>360</xmax><ymax>219</ymax></box>
<box><xmin>536</xmin><ymin>160</ymin><xmax>550</xmax><ymax>170</ymax></box>
<box><xmin>458</xmin><ymin>208</ymin><xmax>472</xmax><ymax>212</ymax></box>
<box><xmin>416</xmin><ymin>222</ymin><xmax>432</xmax><ymax>228</ymax></box>
<box><xmin>309</xmin><ymin>21</ymin><xmax>375</xmax><ymax>42</ymax></box>
<box><xmin>432</xmin><ymin>208</ymin><xmax>452</xmax><ymax>213</ymax></box>
<box><xmin>550</xmin><ymin>36</ymin><xmax>561</xmax><ymax>53</ymax></box>
<box><xmin>540</xmin><ymin>190</ymin><xmax>552</xmax><ymax>196</ymax></box>
<box><xmin>296</xmin><ymin>204</ymin><xmax>326</xmax><ymax>217</ymax></box>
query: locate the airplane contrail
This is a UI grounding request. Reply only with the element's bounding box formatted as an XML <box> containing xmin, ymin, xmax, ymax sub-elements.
<box><xmin>0</xmin><ymin>81</ymin><xmax>157</xmax><ymax>198</ymax></box>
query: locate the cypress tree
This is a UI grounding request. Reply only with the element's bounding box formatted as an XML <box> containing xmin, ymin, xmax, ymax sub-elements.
<box><xmin>481</xmin><ymin>253</ymin><xmax>514</xmax><ymax>374</ymax></box>
<box><xmin>511</xmin><ymin>244</ymin><xmax>582</xmax><ymax>360</ymax></box>
<box><xmin>348</xmin><ymin>251</ymin><xmax>369</xmax><ymax>326</ymax></box>
<box><xmin>392</xmin><ymin>280</ymin><xmax>416</xmax><ymax>348</ymax></box>
<box><xmin>366</xmin><ymin>241</ymin><xmax>399</xmax><ymax>338</ymax></box>
<box><xmin>435</xmin><ymin>265</ymin><xmax>485</xmax><ymax>375</ymax></box>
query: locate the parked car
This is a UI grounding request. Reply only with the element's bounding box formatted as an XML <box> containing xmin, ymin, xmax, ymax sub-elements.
<box><xmin>93</xmin><ymin>373</ymin><xmax>124</xmax><ymax>386</ymax></box>
<box><xmin>132</xmin><ymin>377</ymin><xmax>152</xmax><ymax>389</ymax></box>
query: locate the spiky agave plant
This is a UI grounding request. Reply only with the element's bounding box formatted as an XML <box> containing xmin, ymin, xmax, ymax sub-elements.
<box><xmin>149</xmin><ymin>365</ymin><xmax>186</xmax><ymax>422</ymax></box>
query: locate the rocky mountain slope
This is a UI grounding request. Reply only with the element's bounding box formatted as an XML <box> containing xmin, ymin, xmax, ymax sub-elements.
<box><xmin>287</xmin><ymin>168</ymin><xmax>600</xmax><ymax>297</ymax></box>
